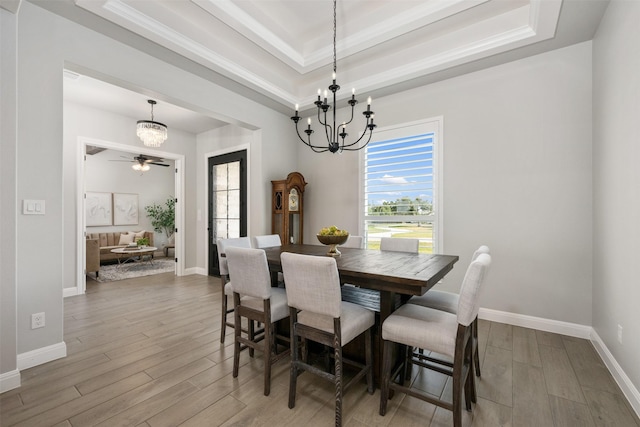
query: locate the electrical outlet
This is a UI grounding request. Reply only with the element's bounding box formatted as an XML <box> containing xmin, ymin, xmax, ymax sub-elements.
<box><xmin>617</xmin><ymin>324</ymin><xmax>623</xmax><ymax>344</ymax></box>
<box><xmin>31</xmin><ymin>312</ymin><xmax>45</xmax><ymax>329</ymax></box>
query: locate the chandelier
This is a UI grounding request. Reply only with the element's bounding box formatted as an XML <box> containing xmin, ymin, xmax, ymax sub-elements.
<box><xmin>291</xmin><ymin>0</ymin><xmax>376</xmax><ymax>153</ymax></box>
<box><xmin>136</xmin><ymin>99</ymin><xmax>167</xmax><ymax>147</ymax></box>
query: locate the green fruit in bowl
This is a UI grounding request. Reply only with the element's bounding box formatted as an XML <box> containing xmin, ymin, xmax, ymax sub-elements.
<box><xmin>318</xmin><ymin>226</ymin><xmax>348</xmax><ymax>236</ymax></box>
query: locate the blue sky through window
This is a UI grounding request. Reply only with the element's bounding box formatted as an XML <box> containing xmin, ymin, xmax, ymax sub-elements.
<box><xmin>365</xmin><ymin>133</ymin><xmax>434</xmax><ymax>213</ymax></box>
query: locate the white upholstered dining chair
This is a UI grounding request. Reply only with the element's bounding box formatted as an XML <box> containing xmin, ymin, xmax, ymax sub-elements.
<box><xmin>379</xmin><ymin>236</ymin><xmax>419</xmax><ymax>253</ymax></box>
<box><xmin>407</xmin><ymin>245</ymin><xmax>490</xmax><ymax>376</ymax></box>
<box><xmin>216</xmin><ymin>236</ymin><xmax>252</xmax><ymax>343</ymax></box>
<box><xmin>379</xmin><ymin>253</ymin><xmax>492</xmax><ymax>427</ymax></box>
<box><xmin>225</xmin><ymin>246</ymin><xmax>290</xmax><ymax>396</ymax></box>
<box><xmin>340</xmin><ymin>235</ymin><xmax>364</xmax><ymax>249</ymax></box>
<box><xmin>281</xmin><ymin>252</ymin><xmax>375</xmax><ymax>427</ymax></box>
<box><xmin>252</xmin><ymin>234</ymin><xmax>282</xmax><ymax>249</ymax></box>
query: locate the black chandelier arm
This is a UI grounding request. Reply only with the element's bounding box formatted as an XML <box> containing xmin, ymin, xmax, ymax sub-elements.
<box><xmin>340</xmin><ymin>120</ymin><xmax>376</xmax><ymax>150</ymax></box>
<box><xmin>340</xmin><ymin>126</ymin><xmax>375</xmax><ymax>151</ymax></box>
<box><xmin>293</xmin><ymin>120</ymin><xmax>329</xmax><ymax>153</ymax></box>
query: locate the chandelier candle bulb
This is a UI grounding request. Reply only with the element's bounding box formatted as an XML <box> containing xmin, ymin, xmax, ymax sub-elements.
<box><xmin>295</xmin><ymin>104</ymin><xmax>299</xmax><ymax>114</ymax></box>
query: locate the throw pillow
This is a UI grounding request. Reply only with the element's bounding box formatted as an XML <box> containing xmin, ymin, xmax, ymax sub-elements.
<box><xmin>133</xmin><ymin>230</ymin><xmax>146</xmax><ymax>239</ymax></box>
<box><xmin>118</xmin><ymin>233</ymin><xmax>135</xmax><ymax>245</ymax></box>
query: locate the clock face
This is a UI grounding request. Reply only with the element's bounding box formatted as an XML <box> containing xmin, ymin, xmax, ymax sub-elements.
<box><xmin>289</xmin><ymin>189</ymin><xmax>299</xmax><ymax>211</ymax></box>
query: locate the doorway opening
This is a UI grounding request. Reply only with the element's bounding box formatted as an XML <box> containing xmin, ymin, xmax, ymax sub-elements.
<box><xmin>75</xmin><ymin>137</ymin><xmax>185</xmax><ymax>295</ymax></box>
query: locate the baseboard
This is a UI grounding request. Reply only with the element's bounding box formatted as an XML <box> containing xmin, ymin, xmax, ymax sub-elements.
<box><xmin>17</xmin><ymin>341</ymin><xmax>67</xmax><ymax>370</ymax></box>
<box><xmin>0</xmin><ymin>369</ymin><xmax>21</xmax><ymax>393</ymax></box>
<box><xmin>187</xmin><ymin>267</ymin><xmax>207</xmax><ymax>276</ymax></box>
<box><xmin>63</xmin><ymin>286</ymin><xmax>79</xmax><ymax>298</ymax></box>
<box><xmin>590</xmin><ymin>330</ymin><xmax>640</xmax><ymax>418</ymax></box>
<box><xmin>478</xmin><ymin>307</ymin><xmax>592</xmax><ymax>339</ymax></box>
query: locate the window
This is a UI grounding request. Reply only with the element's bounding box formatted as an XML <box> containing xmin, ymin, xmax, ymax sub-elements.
<box><xmin>361</xmin><ymin>118</ymin><xmax>442</xmax><ymax>253</ymax></box>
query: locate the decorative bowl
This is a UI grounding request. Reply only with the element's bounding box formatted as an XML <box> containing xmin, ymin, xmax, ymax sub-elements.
<box><xmin>317</xmin><ymin>233</ymin><xmax>349</xmax><ymax>257</ymax></box>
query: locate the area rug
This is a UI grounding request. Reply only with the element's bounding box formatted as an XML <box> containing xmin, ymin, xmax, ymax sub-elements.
<box><xmin>91</xmin><ymin>258</ymin><xmax>175</xmax><ymax>283</ymax></box>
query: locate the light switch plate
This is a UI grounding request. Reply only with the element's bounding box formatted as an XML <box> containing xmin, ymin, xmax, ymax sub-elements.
<box><xmin>23</xmin><ymin>199</ymin><xmax>45</xmax><ymax>215</ymax></box>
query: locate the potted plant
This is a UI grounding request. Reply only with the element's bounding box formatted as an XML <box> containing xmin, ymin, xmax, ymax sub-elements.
<box><xmin>145</xmin><ymin>197</ymin><xmax>175</xmax><ymax>239</ymax></box>
<box><xmin>136</xmin><ymin>237</ymin><xmax>150</xmax><ymax>247</ymax></box>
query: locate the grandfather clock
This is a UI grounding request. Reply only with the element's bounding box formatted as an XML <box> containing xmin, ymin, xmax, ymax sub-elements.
<box><xmin>271</xmin><ymin>172</ymin><xmax>307</xmax><ymax>245</ymax></box>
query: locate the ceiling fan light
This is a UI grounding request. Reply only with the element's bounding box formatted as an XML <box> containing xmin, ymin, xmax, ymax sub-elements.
<box><xmin>132</xmin><ymin>163</ymin><xmax>150</xmax><ymax>172</ymax></box>
<box><xmin>136</xmin><ymin>120</ymin><xmax>168</xmax><ymax>147</ymax></box>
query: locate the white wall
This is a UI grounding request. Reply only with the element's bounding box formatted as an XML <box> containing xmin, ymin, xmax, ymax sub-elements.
<box><xmin>1</xmin><ymin>7</ymin><xmax>19</xmax><ymax>390</ymax></box>
<box><xmin>300</xmin><ymin>42</ymin><xmax>594</xmax><ymax>326</ymax></box>
<box><xmin>4</xmin><ymin>0</ymin><xmax>296</xmax><ymax>368</ymax></box>
<box><xmin>593</xmin><ymin>0</ymin><xmax>640</xmax><ymax>396</ymax></box>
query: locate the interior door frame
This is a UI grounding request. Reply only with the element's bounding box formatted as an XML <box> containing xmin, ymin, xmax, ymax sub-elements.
<box><xmin>74</xmin><ymin>136</ymin><xmax>185</xmax><ymax>296</ymax></box>
<box><xmin>204</xmin><ymin>144</ymin><xmax>250</xmax><ymax>276</ymax></box>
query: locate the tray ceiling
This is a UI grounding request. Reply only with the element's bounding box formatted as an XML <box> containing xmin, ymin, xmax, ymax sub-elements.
<box><xmin>30</xmin><ymin>0</ymin><xmax>608</xmax><ymax>132</ymax></box>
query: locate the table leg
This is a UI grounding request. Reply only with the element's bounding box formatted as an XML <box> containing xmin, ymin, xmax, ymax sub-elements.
<box><xmin>379</xmin><ymin>290</ymin><xmax>401</xmax><ymax>395</ymax></box>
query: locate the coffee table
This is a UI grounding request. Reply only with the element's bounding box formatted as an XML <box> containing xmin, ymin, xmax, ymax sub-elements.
<box><xmin>111</xmin><ymin>246</ymin><xmax>157</xmax><ymax>268</ymax></box>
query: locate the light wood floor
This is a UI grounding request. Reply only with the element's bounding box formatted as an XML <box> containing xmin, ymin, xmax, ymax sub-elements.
<box><xmin>2</xmin><ymin>272</ymin><xmax>639</xmax><ymax>427</ymax></box>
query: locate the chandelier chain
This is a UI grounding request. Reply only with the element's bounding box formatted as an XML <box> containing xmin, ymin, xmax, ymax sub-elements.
<box><xmin>333</xmin><ymin>0</ymin><xmax>337</xmax><ymax>73</ymax></box>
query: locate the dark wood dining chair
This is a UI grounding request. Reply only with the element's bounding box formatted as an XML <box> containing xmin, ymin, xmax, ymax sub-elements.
<box><xmin>379</xmin><ymin>253</ymin><xmax>491</xmax><ymax>427</ymax></box>
<box><xmin>407</xmin><ymin>245</ymin><xmax>490</xmax><ymax>377</ymax></box>
<box><xmin>216</xmin><ymin>237</ymin><xmax>252</xmax><ymax>343</ymax></box>
<box><xmin>226</xmin><ymin>246</ymin><xmax>290</xmax><ymax>396</ymax></box>
<box><xmin>281</xmin><ymin>252</ymin><xmax>375</xmax><ymax>427</ymax></box>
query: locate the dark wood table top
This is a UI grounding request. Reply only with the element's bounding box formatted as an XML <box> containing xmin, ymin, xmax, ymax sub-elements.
<box><xmin>263</xmin><ymin>244</ymin><xmax>459</xmax><ymax>297</ymax></box>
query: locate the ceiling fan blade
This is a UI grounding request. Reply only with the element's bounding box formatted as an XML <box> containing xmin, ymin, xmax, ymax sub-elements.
<box><xmin>109</xmin><ymin>159</ymin><xmax>134</xmax><ymax>162</ymax></box>
<box><xmin>149</xmin><ymin>162</ymin><xmax>170</xmax><ymax>167</ymax></box>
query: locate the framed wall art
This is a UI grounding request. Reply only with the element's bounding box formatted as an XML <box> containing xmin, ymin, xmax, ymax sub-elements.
<box><xmin>113</xmin><ymin>193</ymin><xmax>139</xmax><ymax>225</ymax></box>
<box><xmin>85</xmin><ymin>192</ymin><xmax>112</xmax><ymax>226</ymax></box>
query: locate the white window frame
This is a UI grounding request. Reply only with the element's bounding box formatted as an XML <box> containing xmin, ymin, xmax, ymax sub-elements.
<box><xmin>359</xmin><ymin>117</ymin><xmax>444</xmax><ymax>253</ymax></box>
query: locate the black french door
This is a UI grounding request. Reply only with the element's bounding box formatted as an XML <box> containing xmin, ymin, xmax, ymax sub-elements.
<box><xmin>208</xmin><ymin>150</ymin><xmax>247</xmax><ymax>276</ymax></box>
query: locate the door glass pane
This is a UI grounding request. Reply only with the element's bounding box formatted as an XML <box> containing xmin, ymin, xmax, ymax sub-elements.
<box><xmin>213</xmin><ymin>165</ymin><xmax>228</xmax><ymax>191</ymax></box>
<box><xmin>228</xmin><ymin>162</ymin><xmax>240</xmax><ymax>191</ymax></box>
<box><xmin>216</xmin><ymin>219</ymin><xmax>228</xmax><ymax>239</ymax></box>
<box><xmin>228</xmin><ymin>219</ymin><xmax>240</xmax><ymax>238</ymax></box>
<box><xmin>216</xmin><ymin>192</ymin><xmax>229</xmax><ymax>218</ymax></box>
<box><xmin>228</xmin><ymin>190</ymin><xmax>240</xmax><ymax>218</ymax></box>
<box><xmin>212</xmin><ymin>161</ymin><xmax>242</xmax><ymax>240</ymax></box>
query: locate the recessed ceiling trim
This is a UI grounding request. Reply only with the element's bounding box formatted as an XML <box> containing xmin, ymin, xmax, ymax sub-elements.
<box><xmin>303</xmin><ymin>0</ymin><xmax>489</xmax><ymax>70</ymax></box>
<box><xmin>74</xmin><ymin>0</ymin><xmax>563</xmax><ymax>110</ymax></box>
<box><xmin>192</xmin><ymin>0</ymin><xmax>306</xmax><ymax>69</ymax></box>
<box><xmin>78</xmin><ymin>0</ymin><xmax>297</xmax><ymax>106</ymax></box>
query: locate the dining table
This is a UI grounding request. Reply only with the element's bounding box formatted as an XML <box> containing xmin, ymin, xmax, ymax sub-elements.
<box><xmin>262</xmin><ymin>243</ymin><xmax>459</xmax><ymax>384</ymax></box>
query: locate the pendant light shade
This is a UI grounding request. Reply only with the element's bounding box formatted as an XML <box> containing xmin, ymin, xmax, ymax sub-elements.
<box><xmin>137</xmin><ymin>100</ymin><xmax>167</xmax><ymax>147</ymax></box>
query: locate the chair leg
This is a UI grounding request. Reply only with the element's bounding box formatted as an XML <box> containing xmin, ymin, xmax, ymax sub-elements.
<box><xmin>473</xmin><ymin>317</ymin><xmax>481</xmax><ymax>377</ymax></box>
<box><xmin>264</xmin><ymin>322</ymin><xmax>272</xmax><ymax>396</ymax></box>
<box><xmin>232</xmin><ymin>295</ymin><xmax>241</xmax><ymax>378</ymax></box>
<box><xmin>365</xmin><ymin>328</ymin><xmax>374</xmax><ymax>394</ymax></box>
<box><xmin>379</xmin><ymin>340</ymin><xmax>393</xmax><ymax>416</ymax></box>
<box><xmin>288</xmin><ymin>310</ymin><xmax>299</xmax><ymax>409</ymax></box>
<box><xmin>452</xmin><ymin>363</ymin><xmax>463</xmax><ymax>427</ymax></box>
<box><xmin>334</xmin><ymin>341</ymin><xmax>343</xmax><ymax>427</ymax></box>
<box><xmin>220</xmin><ymin>293</ymin><xmax>228</xmax><ymax>343</ymax></box>
<box><xmin>248</xmin><ymin>319</ymin><xmax>255</xmax><ymax>358</ymax></box>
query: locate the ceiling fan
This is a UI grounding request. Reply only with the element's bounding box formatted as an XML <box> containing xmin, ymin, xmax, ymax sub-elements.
<box><xmin>110</xmin><ymin>154</ymin><xmax>171</xmax><ymax>171</ymax></box>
